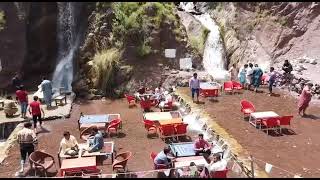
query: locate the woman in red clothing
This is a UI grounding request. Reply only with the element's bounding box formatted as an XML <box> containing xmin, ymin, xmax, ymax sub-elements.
<box><xmin>28</xmin><ymin>96</ymin><xmax>45</xmax><ymax>132</ymax></box>
<box><xmin>298</xmin><ymin>83</ymin><xmax>313</xmax><ymax>117</ymax></box>
<box><xmin>15</xmin><ymin>85</ymin><xmax>28</xmax><ymax>119</ymax></box>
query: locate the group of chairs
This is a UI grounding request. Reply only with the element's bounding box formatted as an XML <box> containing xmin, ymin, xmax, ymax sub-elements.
<box><xmin>143</xmin><ymin>120</ymin><xmax>188</xmax><ymax>141</ymax></box>
<box><xmin>240</xmin><ymin>99</ymin><xmax>294</xmax><ymax>135</ymax></box>
<box><xmin>223</xmin><ymin>81</ymin><xmax>243</xmax><ymax>94</ymax></box>
<box><xmin>80</xmin><ymin>118</ymin><xmax>122</xmax><ymax>140</ymax></box>
<box><xmin>125</xmin><ymin>94</ymin><xmax>173</xmax><ymax>112</ymax></box>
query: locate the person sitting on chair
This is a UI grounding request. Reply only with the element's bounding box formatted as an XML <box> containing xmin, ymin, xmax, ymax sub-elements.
<box><xmin>194</xmin><ymin>133</ymin><xmax>212</xmax><ymax>156</ymax></box>
<box><xmin>4</xmin><ymin>96</ymin><xmax>18</xmax><ymax>117</ymax></box>
<box><xmin>87</xmin><ymin>126</ymin><xmax>104</xmax><ymax>153</ymax></box>
<box><xmin>159</xmin><ymin>91</ymin><xmax>172</xmax><ymax>111</ymax></box>
<box><xmin>60</xmin><ymin>131</ymin><xmax>79</xmax><ymax>156</ymax></box>
<box><xmin>154</xmin><ymin>147</ymin><xmax>176</xmax><ymax>168</ymax></box>
<box><xmin>205</xmin><ymin>153</ymin><xmax>227</xmax><ymax>175</ymax></box>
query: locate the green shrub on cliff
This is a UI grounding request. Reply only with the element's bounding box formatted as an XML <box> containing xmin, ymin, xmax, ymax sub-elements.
<box><xmin>189</xmin><ymin>27</ymin><xmax>209</xmax><ymax>55</ymax></box>
<box><xmin>0</xmin><ymin>11</ymin><xmax>5</xmax><ymax>31</ymax></box>
<box><xmin>111</xmin><ymin>2</ymin><xmax>178</xmax><ymax>57</ymax></box>
<box><xmin>91</xmin><ymin>48</ymin><xmax>123</xmax><ymax>92</ymax></box>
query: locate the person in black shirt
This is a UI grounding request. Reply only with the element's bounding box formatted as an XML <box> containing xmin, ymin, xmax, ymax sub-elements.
<box><xmin>12</xmin><ymin>73</ymin><xmax>22</xmax><ymax>90</ymax></box>
<box><xmin>281</xmin><ymin>60</ymin><xmax>293</xmax><ymax>86</ymax></box>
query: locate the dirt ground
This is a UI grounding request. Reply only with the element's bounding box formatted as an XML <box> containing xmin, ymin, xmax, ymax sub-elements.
<box><xmin>0</xmin><ymin>98</ymin><xmax>202</xmax><ymax>178</ymax></box>
<box><xmin>180</xmin><ymin>85</ymin><xmax>320</xmax><ymax>178</ymax></box>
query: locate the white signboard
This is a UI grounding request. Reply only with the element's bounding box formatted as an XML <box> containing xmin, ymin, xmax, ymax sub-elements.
<box><xmin>179</xmin><ymin>58</ymin><xmax>192</xmax><ymax>70</ymax></box>
<box><xmin>165</xmin><ymin>49</ymin><xmax>176</xmax><ymax>58</ymax></box>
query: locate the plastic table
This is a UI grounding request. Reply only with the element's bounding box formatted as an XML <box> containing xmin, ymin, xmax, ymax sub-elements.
<box><xmin>60</xmin><ymin>156</ymin><xmax>97</xmax><ymax>176</ymax></box>
<box><xmin>249</xmin><ymin>111</ymin><xmax>279</xmax><ymax>128</ymax></box>
<box><xmin>170</xmin><ymin>142</ymin><xmax>196</xmax><ymax>157</ymax></box>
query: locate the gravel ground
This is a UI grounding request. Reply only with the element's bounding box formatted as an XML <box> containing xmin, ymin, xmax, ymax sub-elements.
<box><xmin>179</xmin><ymin>85</ymin><xmax>320</xmax><ymax>178</ymax></box>
<box><xmin>0</xmin><ymin>98</ymin><xmax>194</xmax><ymax>178</ymax></box>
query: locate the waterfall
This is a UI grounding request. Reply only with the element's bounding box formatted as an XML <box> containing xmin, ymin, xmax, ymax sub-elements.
<box><xmin>52</xmin><ymin>2</ymin><xmax>79</xmax><ymax>94</ymax></box>
<box><xmin>180</xmin><ymin>2</ymin><xmax>229</xmax><ymax>80</ymax></box>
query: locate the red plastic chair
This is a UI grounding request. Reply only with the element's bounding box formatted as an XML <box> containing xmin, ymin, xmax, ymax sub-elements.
<box><xmin>278</xmin><ymin>115</ymin><xmax>293</xmax><ymax>134</ymax></box>
<box><xmin>224</xmin><ymin>81</ymin><xmax>233</xmax><ymax>94</ymax></box>
<box><xmin>159</xmin><ymin>125</ymin><xmax>176</xmax><ymax>140</ymax></box>
<box><xmin>174</xmin><ymin>123</ymin><xmax>188</xmax><ymax>141</ymax></box>
<box><xmin>124</xmin><ymin>94</ymin><xmax>136</xmax><ymax>108</ymax></box>
<box><xmin>150</xmin><ymin>152</ymin><xmax>168</xmax><ymax>169</ymax></box>
<box><xmin>143</xmin><ymin>120</ymin><xmax>158</xmax><ymax>136</ymax></box>
<box><xmin>261</xmin><ymin>74</ymin><xmax>268</xmax><ymax>85</ymax></box>
<box><xmin>210</xmin><ymin>168</ymin><xmax>228</xmax><ymax>178</ymax></box>
<box><xmin>110</xmin><ymin>118</ymin><xmax>122</xmax><ymax>129</ymax></box>
<box><xmin>261</xmin><ymin>117</ymin><xmax>281</xmax><ymax>135</ymax></box>
<box><xmin>140</xmin><ymin>100</ymin><xmax>152</xmax><ymax>112</ymax></box>
<box><xmin>107</xmin><ymin>121</ymin><xmax>121</xmax><ymax>137</ymax></box>
<box><xmin>161</xmin><ymin>101</ymin><xmax>173</xmax><ymax>112</ymax></box>
<box><xmin>232</xmin><ymin>81</ymin><xmax>243</xmax><ymax>90</ymax></box>
<box><xmin>240</xmin><ymin>100</ymin><xmax>256</xmax><ymax>118</ymax></box>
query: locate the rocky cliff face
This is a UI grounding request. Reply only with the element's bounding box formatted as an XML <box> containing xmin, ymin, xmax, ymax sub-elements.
<box><xmin>195</xmin><ymin>2</ymin><xmax>320</xmax><ymax>98</ymax></box>
<box><xmin>0</xmin><ymin>2</ymin><xmax>58</xmax><ymax>90</ymax></box>
<box><xmin>74</xmin><ymin>3</ymin><xmax>197</xmax><ymax>98</ymax></box>
<box><xmin>0</xmin><ymin>2</ymin><xmax>91</xmax><ymax>91</ymax></box>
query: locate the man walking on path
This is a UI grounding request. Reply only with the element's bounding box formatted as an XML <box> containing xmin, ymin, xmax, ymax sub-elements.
<box><xmin>40</xmin><ymin>77</ymin><xmax>52</xmax><ymax>108</ymax></box>
<box><xmin>189</xmin><ymin>73</ymin><xmax>200</xmax><ymax>103</ymax></box>
<box><xmin>28</xmin><ymin>96</ymin><xmax>45</xmax><ymax>133</ymax></box>
<box><xmin>17</xmin><ymin>122</ymin><xmax>38</xmax><ymax>174</ymax></box>
<box><xmin>16</xmin><ymin>85</ymin><xmax>28</xmax><ymax>119</ymax></box>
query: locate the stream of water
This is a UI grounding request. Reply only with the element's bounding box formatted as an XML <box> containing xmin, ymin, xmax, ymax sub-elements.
<box><xmin>52</xmin><ymin>2</ymin><xmax>79</xmax><ymax>94</ymax></box>
<box><xmin>180</xmin><ymin>2</ymin><xmax>229</xmax><ymax>81</ymax></box>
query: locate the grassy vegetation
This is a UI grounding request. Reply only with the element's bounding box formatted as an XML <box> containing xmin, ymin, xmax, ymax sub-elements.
<box><xmin>111</xmin><ymin>2</ymin><xmax>179</xmax><ymax>57</ymax></box>
<box><xmin>91</xmin><ymin>48</ymin><xmax>123</xmax><ymax>92</ymax></box>
<box><xmin>0</xmin><ymin>11</ymin><xmax>5</xmax><ymax>31</ymax></box>
<box><xmin>189</xmin><ymin>27</ymin><xmax>210</xmax><ymax>55</ymax></box>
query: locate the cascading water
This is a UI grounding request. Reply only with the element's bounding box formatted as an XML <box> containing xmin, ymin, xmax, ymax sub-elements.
<box><xmin>180</xmin><ymin>2</ymin><xmax>229</xmax><ymax>80</ymax></box>
<box><xmin>52</xmin><ymin>2</ymin><xmax>80</xmax><ymax>94</ymax></box>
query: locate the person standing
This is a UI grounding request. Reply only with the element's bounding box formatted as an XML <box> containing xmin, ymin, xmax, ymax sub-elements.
<box><xmin>252</xmin><ymin>64</ymin><xmax>263</xmax><ymax>92</ymax></box>
<box><xmin>189</xmin><ymin>73</ymin><xmax>200</xmax><ymax>103</ymax></box>
<box><xmin>238</xmin><ymin>64</ymin><xmax>248</xmax><ymax>89</ymax></box>
<box><xmin>12</xmin><ymin>72</ymin><xmax>22</xmax><ymax>91</ymax></box>
<box><xmin>40</xmin><ymin>77</ymin><xmax>52</xmax><ymax>108</ymax></box>
<box><xmin>282</xmin><ymin>59</ymin><xmax>293</xmax><ymax>87</ymax></box>
<box><xmin>16</xmin><ymin>85</ymin><xmax>28</xmax><ymax>119</ymax></box>
<box><xmin>17</xmin><ymin>122</ymin><xmax>38</xmax><ymax>173</ymax></box>
<box><xmin>268</xmin><ymin>67</ymin><xmax>277</xmax><ymax>96</ymax></box>
<box><xmin>28</xmin><ymin>96</ymin><xmax>45</xmax><ymax>132</ymax></box>
<box><xmin>298</xmin><ymin>83</ymin><xmax>313</xmax><ymax>117</ymax></box>
<box><xmin>246</xmin><ymin>63</ymin><xmax>254</xmax><ymax>90</ymax></box>
<box><xmin>228</xmin><ymin>63</ymin><xmax>238</xmax><ymax>81</ymax></box>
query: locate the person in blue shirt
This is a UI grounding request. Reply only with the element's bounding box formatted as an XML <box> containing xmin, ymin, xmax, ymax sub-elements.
<box><xmin>87</xmin><ymin>126</ymin><xmax>104</xmax><ymax>153</ymax></box>
<box><xmin>252</xmin><ymin>64</ymin><xmax>263</xmax><ymax>92</ymax></box>
<box><xmin>154</xmin><ymin>147</ymin><xmax>176</xmax><ymax>168</ymax></box>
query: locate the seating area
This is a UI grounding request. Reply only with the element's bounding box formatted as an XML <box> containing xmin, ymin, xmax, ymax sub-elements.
<box><xmin>223</xmin><ymin>81</ymin><xmax>244</xmax><ymax>94</ymax></box>
<box><xmin>240</xmin><ymin>99</ymin><xmax>294</xmax><ymax>135</ymax></box>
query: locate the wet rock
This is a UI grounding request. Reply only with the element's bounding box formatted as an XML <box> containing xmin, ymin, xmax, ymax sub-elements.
<box><xmin>309</xmin><ymin>59</ymin><xmax>317</xmax><ymax>65</ymax></box>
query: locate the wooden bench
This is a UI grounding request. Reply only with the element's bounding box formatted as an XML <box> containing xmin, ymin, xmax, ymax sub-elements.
<box><xmin>54</xmin><ymin>95</ymin><xmax>67</xmax><ymax>106</ymax></box>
